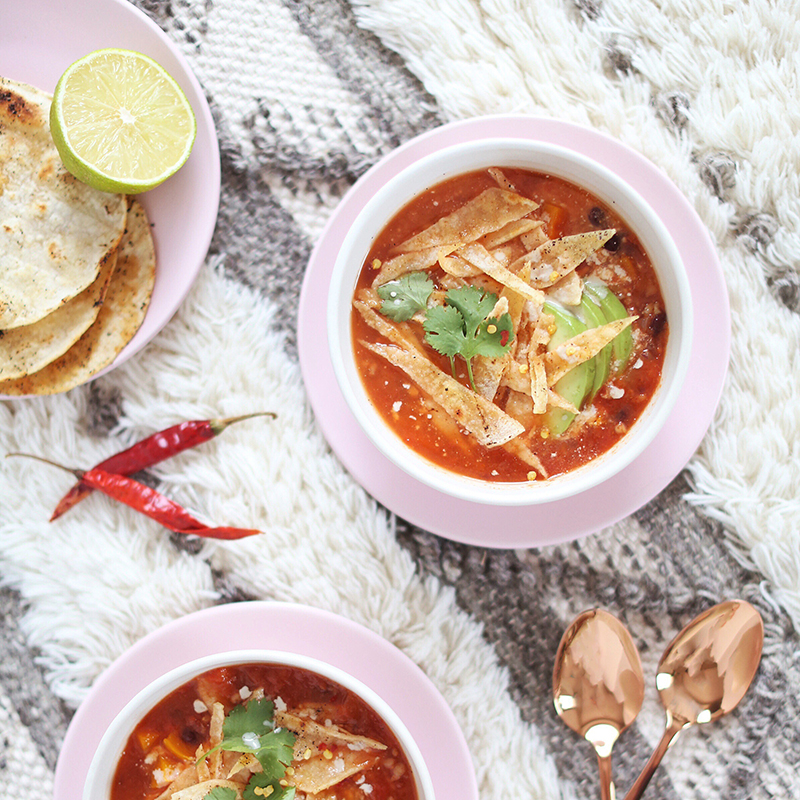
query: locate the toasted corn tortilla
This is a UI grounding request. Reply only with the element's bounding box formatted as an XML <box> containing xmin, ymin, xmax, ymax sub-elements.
<box><xmin>0</xmin><ymin>78</ymin><xmax>127</xmax><ymax>329</ymax></box>
<box><xmin>0</xmin><ymin>198</ymin><xmax>155</xmax><ymax>395</ymax></box>
<box><xmin>362</xmin><ymin>340</ymin><xmax>525</xmax><ymax>448</ymax></box>
<box><xmin>512</xmin><ymin>229</ymin><xmax>615</xmax><ymax>288</ymax></box>
<box><xmin>459</xmin><ymin>243</ymin><xmax>545</xmax><ymax>303</ymax></box>
<box><xmin>396</xmin><ymin>187</ymin><xmax>538</xmax><ymax>252</ymax></box>
<box><xmin>543</xmin><ymin>316</ymin><xmax>636</xmax><ymax>385</ymax></box>
<box><xmin>0</xmin><ymin>246</ymin><xmax>117</xmax><ymax>381</ymax></box>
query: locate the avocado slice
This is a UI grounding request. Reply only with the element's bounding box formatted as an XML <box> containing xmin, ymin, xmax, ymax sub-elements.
<box><xmin>583</xmin><ymin>279</ymin><xmax>633</xmax><ymax>373</ymax></box>
<box><xmin>577</xmin><ymin>292</ymin><xmax>611</xmax><ymax>401</ymax></box>
<box><xmin>542</xmin><ymin>301</ymin><xmax>595</xmax><ymax>435</ymax></box>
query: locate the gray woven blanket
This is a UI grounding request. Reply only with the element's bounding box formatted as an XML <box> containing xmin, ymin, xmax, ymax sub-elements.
<box><xmin>2</xmin><ymin>1</ymin><xmax>799</xmax><ymax>798</ymax></box>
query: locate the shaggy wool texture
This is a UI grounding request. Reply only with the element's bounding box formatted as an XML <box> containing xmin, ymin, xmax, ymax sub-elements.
<box><xmin>1</xmin><ymin>1</ymin><xmax>799</xmax><ymax>800</ymax></box>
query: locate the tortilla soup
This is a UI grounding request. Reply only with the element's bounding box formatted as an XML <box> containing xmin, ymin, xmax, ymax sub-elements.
<box><xmin>110</xmin><ymin>662</ymin><xmax>419</xmax><ymax>800</ymax></box>
<box><xmin>350</xmin><ymin>167</ymin><xmax>668</xmax><ymax>483</ymax></box>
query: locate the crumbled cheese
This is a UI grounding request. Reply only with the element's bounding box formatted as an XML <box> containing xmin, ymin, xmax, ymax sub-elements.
<box><xmin>334</xmin><ymin>757</ymin><xmax>346</xmax><ymax>772</ymax></box>
<box><xmin>239</xmin><ymin>686</ymin><xmax>252</xmax><ymax>700</ymax></box>
<box><xmin>193</xmin><ymin>700</ymin><xmax>208</xmax><ymax>714</ymax></box>
<box><xmin>274</xmin><ymin>695</ymin><xmax>287</xmax><ymax>712</ymax></box>
<box><xmin>362</xmin><ymin>784</ymin><xmax>374</xmax><ymax>795</ymax></box>
<box><xmin>608</xmin><ymin>385</ymin><xmax>625</xmax><ymax>399</ymax></box>
<box><xmin>633</xmin><ymin>358</ymin><xmax>643</xmax><ymax>369</ymax></box>
<box><xmin>392</xmin><ymin>400</ymin><xmax>402</xmax><ymax>412</ymax></box>
<box><xmin>242</xmin><ymin>732</ymin><xmax>261</xmax><ymax>749</ymax></box>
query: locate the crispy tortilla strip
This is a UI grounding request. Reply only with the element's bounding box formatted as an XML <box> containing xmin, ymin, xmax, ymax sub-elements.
<box><xmin>511</xmin><ymin>229</ymin><xmax>615</xmax><ymax>288</ymax></box>
<box><xmin>0</xmin><ymin>78</ymin><xmax>127</xmax><ymax>329</ymax></box>
<box><xmin>290</xmin><ymin>749</ymin><xmax>380</xmax><ymax>794</ymax></box>
<box><xmin>362</xmin><ymin>341</ymin><xmax>525</xmax><ymax>448</ymax></box>
<box><xmin>487</xmin><ymin>167</ymin><xmax>517</xmax><ymax>192</ymax></box>
<box><xmin>544</xmin><ymin>316</ymin><xmax>636</xmax><ymax>385</ymax></box>
<box><xmin>155</xmin><ymin>765</ymin><xmax>201</xmax><ymax>800</ymax></box>
<box><xmin>0</xmin><ymin>198</ymin><xmax>156</xmax><ymax>396</ymax></box>
<box><xmin>459</xmin><ymin>243</ymin><xmax>545</xmax><ymax>303</ymax></box>
<box><xmin>0</xmin><ymin>246</ymin><xmax>117</xmax><ymax>381</ymax></box>
<box><xmin>548</xmin><ymin>389</ymin><xmax>579</xmax><ymax>413</ymax></box>
<box><xmin>503</xmin><ymin>437</ymin><xmax>548</xmax><ymax>479</ymax></box>
<box><xmin>225</xmin><ymin>753</ymin><xmax>260</xmax><ymax>781</ymax></box>
<box><xmin>438</xmin><ymin>252</ymin><xmax>483</xmax><ymax>279</ymax></box>
<box><xmin>472</xmin><ymin>296</ymin><xmax>512</xmax><ymax>401</ymax></box>
<box><xmin>373</xmin><ymin>246</ymin><xmax>456</xmax><ymax>286</ymax></box>
<box><xmin>500</xmin><ymin>359</ymin><xmax>577</xmax><ymax>413</ymax></box>
<box><xmin>276</xmin><ymin>710</ymin><xmax>387</xmax><ymax>753</ymax></box>
<box><xmin>472</xmin><ymin>352</ymin><xmax>510</xmax><ymax>401</ymax></box>
<box><xmin>545</xmin><ymin>270</ymin><xmax>582</xmax><ymax>306</ymax></box>
<box><xmin>527</xmin><ymin>350</ymin><xmax>548</xmax><ymax>414</ymax></box>
<box><xmin>171</xmin><ymin>780</ymin><xmax>243</xmax><ymax>800</ymax></box>
<box><xmin>354</xmin><ymin>297</ymin><xmax>424</xmax><ymax>353</ymax></box>
<box><xmin>209</xmin><ymin>702</ymin><xmax>225</xmax><ymax>778</ymax></box>
<box><xmin>520</xmin><ymin>224</ymin><xmax>549</xmax><ymax>251</ymax></box>
<box><xmin>395</xmin><ymin>187</ymin><xmax>538</xmax><ymax>252</ymax></box>
<box><xmin>480</xmin><ymin>218</ymin><xmax>542</xmax><ymax>250</ymax></box>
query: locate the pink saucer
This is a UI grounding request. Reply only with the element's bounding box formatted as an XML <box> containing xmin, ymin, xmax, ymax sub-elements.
<box><xmin>298</xmin><ymin>115</ymin><xmax>729</xmax><ymax>547</ymax></box>
<box><xmin>0</xmin><ymin>0</ymin><xmax>220</xmax><ymax>394</ymax></box>
<box><xmin>54</xmin><ymin>601</ymin><xmax>477</xmax><ymax>800</ymax></box>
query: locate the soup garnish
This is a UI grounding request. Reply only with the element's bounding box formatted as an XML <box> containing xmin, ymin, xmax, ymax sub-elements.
<box><xmin>111</xmin><ymin>663</ymin><xmax>418</xmax><ymax>800</ymax></box>
<box><xmin>351</xmin><ymin>167</ymin><xmax>668</xmax><ymax>481</ymax></box>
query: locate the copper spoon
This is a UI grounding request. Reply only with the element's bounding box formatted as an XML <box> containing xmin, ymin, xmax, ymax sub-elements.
<box><xmin>554</xmin><ymin>609</ymin><xmax>645</xmax><ymax>800</ymax></box>
<box><xmin>623</xmin><ymin>599</ymin><xmax>764</xmax><ymax>800</ymax></box>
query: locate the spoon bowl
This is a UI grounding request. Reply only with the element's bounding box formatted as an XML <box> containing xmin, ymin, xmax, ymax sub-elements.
<box><xmin>554</xmin><ymin>609</ymin><xmax>645</xmax><ymax>800</ymax></box>
<box><xmin>623</xmin><ymin>599</ymin><xmax>764</xmax><ymax>800</ymax></box>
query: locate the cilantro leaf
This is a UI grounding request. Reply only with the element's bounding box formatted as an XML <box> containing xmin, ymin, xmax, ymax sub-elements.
<box><xmin>223</xmin><ymin>698</ymin><xmax>275</xmax><ymax>740</ymax></box>
<box><xmin>199</xmin><ymin>697</ymin><xmax>296</xmax><ymax>797</ymax></box>
<box><xmin>243</xmin><ymin>774</ymin><xmax>296</xmax><ymax>800</ymax></box>
<box><xmin>423</xmin><ymin>286</ymin><xmax>514</xmax><ymax>390</ymax></box>
<box><xmin>377</xmin><ymin>272</ymin><xmax>434</xmax><ymax>321</ymax></box>
<box><xmin>205</xmin><ymin>789</ymin><xmax>237</xmax><ymax>800</ymax></box>
<box><xmin>423</xmin><ymin>304</ymin><xmax>467</xmax><ymax>360</ymax></box>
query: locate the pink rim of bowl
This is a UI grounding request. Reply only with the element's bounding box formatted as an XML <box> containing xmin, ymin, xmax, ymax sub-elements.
<box><xmin>327</xmin><ymin>138</ymin><xmax>694</xmax><ymax>506</ymax></box>
<box><xmin>82</xmin><ymin>649</ymin><xmax>436</xmax><ymax>800</ymax></box>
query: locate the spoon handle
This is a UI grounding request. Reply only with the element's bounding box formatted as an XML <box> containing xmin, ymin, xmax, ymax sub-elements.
<box><xmin>622</xmin><ymin>721</ymin><xmax>683</xmax><ymax>800</ymax></box>
<box><xmin>596</xmin><ymin>753</ymin><xmax>614</xmax><ymax>800</ymax></box>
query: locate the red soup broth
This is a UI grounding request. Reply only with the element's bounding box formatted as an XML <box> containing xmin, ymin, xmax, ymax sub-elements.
<box><xmin>111</xmin><ymin>663</ymin><xmax>419</xmax><ymax>800</ymax></box>
<box><xmin>351</xmin><ymin>167</ymin><xmax>668</xmax><ymax>481</ymax></box>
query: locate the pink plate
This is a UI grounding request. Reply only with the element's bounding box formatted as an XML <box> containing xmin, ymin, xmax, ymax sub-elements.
<box><xmin>0</xmin><ymin>0</ymin><xmax>220</xmax><ymax>395</ymax></box>
<box><xmin>298</xmin><ymin>115</ymin><xmax>729</xmax><ymax>547</ymax></box>
<box><xmin>53</xmin><ymin>601</ymin><xmax>477</xmax><ymax>800</ymax></box>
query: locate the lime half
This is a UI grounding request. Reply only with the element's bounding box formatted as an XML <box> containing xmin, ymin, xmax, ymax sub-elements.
<box><xmin>50</xmin><ymin>48</ymin><xmax>197</xmax><ymax>194</ymax></box>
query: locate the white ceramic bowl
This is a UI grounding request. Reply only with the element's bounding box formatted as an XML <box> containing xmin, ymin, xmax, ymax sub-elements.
<box><xmin>83</xmin><ymin>649</ymin><xmax>435</xmax><ymax>800</ymax></box>
<box><xmin>327</xmin><ymin>137</ymin><xmax>693</xmax><ymax>506</ymax></box>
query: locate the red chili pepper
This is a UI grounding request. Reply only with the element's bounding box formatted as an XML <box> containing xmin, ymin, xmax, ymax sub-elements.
<box><xmin>50</xmin><ymin>412</ymin><xmax>275</xmax><ymax>521</ymax></box>
<box><xmin>80</xmin><ymin>468</ymin><xmax>261</xmax><ymax>540</ymax></box>
<box><xmin>8</xmin><ymin>453</ymin><xmax>262</xmax><ymax>540</ymax></box>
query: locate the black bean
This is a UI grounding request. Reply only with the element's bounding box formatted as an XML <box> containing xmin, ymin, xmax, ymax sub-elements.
<box><xmin>604</xmin><ymin>232</ymin><xmax>623</xmax><ymax>251</ymax></box>
<box><xmin>588</xmin><ymin>206</ymin><xmax>607</xmax><ymax>226</ymax></box>
<box><xmin>649</xmin><ymin>312</ymin><xmax>667</xmax><ymax>337</ymax></box>
<box><xmin>181</xmin><ymin>726</ymin><xmax>203</xmax><ymax>745</ymax></box>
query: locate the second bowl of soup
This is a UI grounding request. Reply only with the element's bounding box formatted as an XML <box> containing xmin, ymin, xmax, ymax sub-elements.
<box><xmin>84</xmin><ymin>650</ymin><xmax>434</xmax><ymax>800</ymax></box>
<box><xmin>328</xmin><ymin>138</ymin><xmax>693</xmax><ymax>506</ymax></box>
